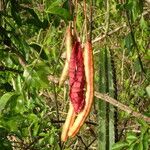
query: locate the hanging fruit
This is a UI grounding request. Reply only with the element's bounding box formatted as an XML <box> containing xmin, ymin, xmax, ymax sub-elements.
<box><xmin>68</xmin><ymin>41</ymin><xmax>94</xmax><ymax>137</ymax></box>
<box><xmin>61</xmin><ymin>102</ymin><xmax>76</xmax><ymax>141</ymax></box>
<box><xmin>59</xmin><ymin>26</ymin><xmax>72</xmax><ymax>87</ymax></box>
<box><xmin>60</xmin><ymin>1</ymin><xmax>94</xmax><ymax>140</ymax></box>
<box><xmin>69</xmin><ymin>41</ymin><xmax>85</xmax><ymax>113</ymax></box>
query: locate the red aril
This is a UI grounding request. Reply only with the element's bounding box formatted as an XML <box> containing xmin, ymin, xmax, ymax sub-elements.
<box><xmin>69</xmin><ymin>41</ymin><xmax>85</xmax><ymax>113</ymax></box>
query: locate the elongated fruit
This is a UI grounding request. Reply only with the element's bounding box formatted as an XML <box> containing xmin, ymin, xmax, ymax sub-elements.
<box><xmin>68</xmin><ymin>41</ymin><xmax>94</xmax><ymax>137</ymax></box>
<box><xmin>69</xmin><ymin>41</ymin><xmax>85</xmax><ymax>113</ymax></box>
<box><xmin>59</xmin><ymin>27</ymin><xmax>72</xmax><ymax>86</ymax></box>
<box><xmin>61</xmin><ymin>102</ymin><xmax>76</xmax><ymax>142</ymax></box>
<box><xmin>61</xmin><ymin>41</ymin><xmax>86</xmax><ymax>141</ymax></box>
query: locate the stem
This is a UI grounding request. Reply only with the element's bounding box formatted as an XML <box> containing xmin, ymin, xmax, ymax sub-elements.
<box><xmin>125</xmin><ymin>10</ymin><xmax>145</xmax><ymax>73</ymax></box>
<box><xmin>92</xmin><ymin>24</ymin><xmax>126</xmax><ymax>43</ymax></box>
<box><xmin>83</xmin><ymin>0</ymin><xmax>88</xmax><ymax>40</ymax></box>
<box><xmin>109</xmin><ymin>49</ymin><xmax>119</xmax><ymax>142</ymax></box>
<box><xmin>48</xmin><ymin>75</ymin><xmax>150</xmax><ymax>123</ymax></box>
<box><xmin>89</xmin><ymin>0</ymin><xmax>93</xmax><ymax>41</ymax></box>
<box><xmin>95</xmin><ymin>92</ymin><xmax>150</xmax><ymax>123</ymax></box>
<box><xmin>105</xmin><ymin>0</ymin><xmax>110</xmax><ymax>35</ymax></box>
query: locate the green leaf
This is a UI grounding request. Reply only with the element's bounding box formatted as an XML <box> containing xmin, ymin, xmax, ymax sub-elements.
<box><xmin>132</xmin><ymin>142</ymin><xmax>143</xmax><ymax>150</ymax></box>
<box><xmin>45</xmin><ymin>0</ymin><xmax>64</xmax><ymax>9</ymax></box>
<box><xmin>137</xmin><ymin>119</ymin><xmax>148</xmax><ymax>128</ymax></box>
<box><xmin>134</xmin><ymin>57</ymin><xmax>142</xmax><ymax>73</ymax></box>
<box><xmin>143</xmin><ymin>132</ymin><xmax>149</xmax><ymax>150</ymax></box>
<box><xmin>146</xmin><ymin>85</ymin><xmax>150</xmax><ymax>97</ymax></box>
<box><xmin>4</xmin><ymin>94</ymin><xmax>20</xmax><ymax>113</ymax></box>
<box><xmin>126</xmin><ymin>134</ymin><xmax>138</xmax><ymax>144</ymax></box>
<box><xmin>0</xmin><ymin>114</ymin><xmax>23</xmax><ymax>133</ymax></box>
<box><xmin>5</xmin><ymin>115</ymin><xmax>22</xmax><ymax>132</ymax></box>
<box><xmin>23</xmin><ymin>62</ymin><xmax>50</xmax><ymax>89</ymax></box>
<box><xmin>46</xmin><ymin>6</ymin><xmax>71</xmax><ymax>20</ymax></box>
<box><xmin>0</xmin><ymin>92</ymin><xmax>16</xmax><ymax>112</ymax></box>
<box><xmin>124</xmin><ymin>33</ymin><xmax>133</xmax><ymax>53</ymax></box>
<box><xmin>140</xmin><ymin>16</ymin><xmax>148</xmax><ymax>31</ymax></box>
<box><xmin>28</xmin><ymin>114</ymin><xmax>39</xmax><ymax>123</ymax></box>
<box><xmin>49</xmin><ymin>136</ymin><xmax>55</xmax><ymax>145</ymax></box>
<box><xmin>13</xmin><ymin>96</ymin><xmax>26</xmax><ymax>114</ymax></box>
<box><xmin>0</xmin><ymin>127</ymin><xmax>8</xmax><ymax>137</ymax></box>
<box><xmin>11</xmin><ymin>75</ymin><xmax>23</xmax><ymax>92</ymax></box>
<box><xmin>30</xmin><ymin>43</ymin><xmax>48</xmax><ymax>60</ymax></box>
<box><xmin>10</xmin><ymin>1</ymin><xmax>22</xmax><ymax>26</ymax></box>
<box><xmin>33</xmin><ymin>123</ymin><xmax>40</xmax><ymax>136</ymax></box>
<box><xmin>22</xmin><ymin>7</ymin><xmax>43</xmax><ymax>28</ymax></box>
<box><xmin>128</xmin><ymin>143</ymin><xmax>136</xmax><ymax>150</ymax></box>
<box><xmin>112</xmin><ymin>141</ymin><xmax>128</xmax><ymax>150</ymax></box>
<box><xmin>0</xmin><ymin>137</ymin><xmax>13</xmax><ymax>150</ymax></box>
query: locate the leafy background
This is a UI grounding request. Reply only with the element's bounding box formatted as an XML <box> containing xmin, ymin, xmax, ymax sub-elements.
<box><xmin>0</xmin><ymin>0</ymin><xmax>150</xmax><ymax>149</ymax></box>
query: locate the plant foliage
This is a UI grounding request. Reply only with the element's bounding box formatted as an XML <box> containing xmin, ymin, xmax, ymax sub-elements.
<box><xmin>0</xmin><ymin>0</ymin><xmax>150</xmax><ymax>149</ymax></box>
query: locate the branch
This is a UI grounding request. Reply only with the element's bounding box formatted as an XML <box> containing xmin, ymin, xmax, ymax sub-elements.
<box><xmin>94</xmin><ymin>92</ymin><xmax>150</xmax><ymax>123</ymax></box>
<box><xmin>51</xmin><ymin>119</ymin><xmax>98</xmax><ymax>126</ymax></box>
<box><xmin>92</xmin><ymin>24</ymin><xmax>126</xmax><ymax>44</ymax></box>
<box><xmin>48</xmin><ymin>75</ymin><xmax>150</xmax><ymax>123</ymax></box>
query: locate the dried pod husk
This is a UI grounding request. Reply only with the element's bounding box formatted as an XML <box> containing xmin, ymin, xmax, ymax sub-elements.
<box><xmin>59</xmin><ymin>26</ymin><xmax>72</xmax><ymax>86</ymax></box>
<box><xmin>61</xmin><ymin>41</ymin><xmax>86</xmax><ymax>142</ymax></box>
<box><xmin>61</xmin><ymin>103</ymin><xmax>76</xmax><ymax>142</ymax></box>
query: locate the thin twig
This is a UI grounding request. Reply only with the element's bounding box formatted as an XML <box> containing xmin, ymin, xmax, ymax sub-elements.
<box><xmin>104</xmin><ymin>0</ymin><xmax>110</xmax><ymax>35</ymax></box>
<box><xmin>89</xmin><ymin>0</ymin><xmax>93</xmax><ymax>41</ymax></box>
<box><xmin>50</xmin><ymin>30</ymin><xmax>67</xmax><ymax>150</ymax></box>
<box><xmin>87</xmin><ymin>137</ymin><xmax>96</xmax><ymax>148</ymax></box>
<box><xmin>83</xmin><ymin>0</ymin><xmax>88</xmax><ymax>40</ymax></box>
<box><xmin>92</xmin><ymin>24</ymin><xmax>126</xmax><ymax>43</ymax></box>
<box><xmin>51</xmin><ymin>119</ymin><xmax>98</xmax><ymax>126</ymax></box>
<box><xmin>77</xmin><ymin>135</ymin><xmax>87</xmax><ymax>148</ymax></box>
<box><xmin>48</xmin><ymin>75</ymin><xmax>150</xmax><ymax>123</ymax></box>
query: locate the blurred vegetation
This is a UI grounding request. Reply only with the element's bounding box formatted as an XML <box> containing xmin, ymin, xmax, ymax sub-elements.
<box><xmin>0</xmin><ymin>0</ymin><xmax>150</xmax><ymax>149</ymax></box>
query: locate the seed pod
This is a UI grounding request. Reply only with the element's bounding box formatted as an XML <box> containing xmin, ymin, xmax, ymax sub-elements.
<box><xmin>61</xmin><ymin>41</ymin><xmax>86</xmax><ymax>141</ymax></box>
<box><xmin>61</xmin><ymin>102</ymin><xmax>76</xmax><ymax>142</ymax></box>
<box><xmin>68</xmin><ymin>41</ymin><xmax>94</xmax><ymax>137</ymax></box>
<box><xmin>69</xmin><ymin>41</ymin><xmax>85</xmax><ymax>113</ymax></box>
<box><xmin>59</xmin><ymin>27</ymin><xmax>72</xmax><ymax>86</ymax></box>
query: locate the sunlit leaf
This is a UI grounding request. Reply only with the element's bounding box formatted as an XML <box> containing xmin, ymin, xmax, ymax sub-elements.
<box><xmin>146</xmin><ymin>85</ymin><xmax>150</xmax><ymax>97</ymax></box>
<box><xmin>143</xmin><ymin>132</ymin><xmax>149</xmax><ymax>150</ymax></box>
<box><xmin>140</xmin><ymin>16</ymin><xmax>148</xmax><ymax>31</ymax></box>
<box><xmin>46</xmin><ymin>6</ymin><xmax>71</xmax><ymax>20</ymax></box>
<box><xmin>126</xmin><ymin>134</ymin><xmax>138</xmax><ymax>143</ymax></box>
<box><xmin>0</xmin><ymin>92</ymin><xmax>16</xmax><ymax>112</ymax></box>
<box><xmin>112</xmin><ymin>141</ymin><xmax>128</xmax><ymax>150</ymax></box>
